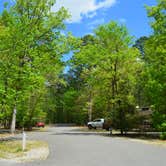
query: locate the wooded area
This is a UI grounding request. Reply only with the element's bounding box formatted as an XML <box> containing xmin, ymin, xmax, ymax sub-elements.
<box><xmin>0</xmin><ymin>0</ymin><xmax>165</xmax><ymax>138</ymax></box>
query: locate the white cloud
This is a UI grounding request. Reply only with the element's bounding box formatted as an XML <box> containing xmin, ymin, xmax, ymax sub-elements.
<box><xmin>88</xmin><ymin>18</ymin><xmax>105</xmax><ymax>29</ymax></box>
<box><xmin>52</xmin><ymin>0</ymin><xmax>116</xmax><ymax>23</ymax></box>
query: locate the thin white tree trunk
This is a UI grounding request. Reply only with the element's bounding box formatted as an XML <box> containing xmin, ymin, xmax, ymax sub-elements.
<box><xmin>11</xmin><ymin>107</ymin><xmax>17</xmax><ymax>134</ymax></box>
<box><xmin>88</xmin><ymin>98</ymin><xmax>93</xmax><ymax>122</ymax></box>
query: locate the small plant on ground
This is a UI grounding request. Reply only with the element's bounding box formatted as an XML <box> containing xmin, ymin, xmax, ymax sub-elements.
<box><xmin>160</xmin><ymin>132</ymin><xmax>166</xmax><ymax>140</ymax></box>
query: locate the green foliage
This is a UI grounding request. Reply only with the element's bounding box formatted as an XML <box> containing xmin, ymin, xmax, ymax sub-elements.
<box><xmin>133</xmin><ymin>36</ymin><xmax>148</xmax><ymax>57</ymax></box>
<box><xmin>67</xmin><ymin>21</ymin><xmax>143</xmax><ymax>129</ymax></box>
<box><xmin>144</xmin><ymin>0</ymin><xmax>166</xmax><ymax>132</ymax></box>
<box><xmin>0</xmin><ymin>0</ymin><xmax>72</xmax><ymax>129</ymax></box>
<box><xmin>160</xmin><ymin>132</ymin><xmax>166</xmax><ymax>140</ymax></box>
<box><xmin>152</xmin><ymin>111</ymin><xmax>166</xmax><ymax>131</ymax></box>
<box><xmin>0</xmin><ymin>0</ymin><xmax>165</xmax><ymax>133</ymax></box>
<box><xmin>146</xmin><ymin>0</ymin><xmax>166</xmax><ymax>35</ymax></box>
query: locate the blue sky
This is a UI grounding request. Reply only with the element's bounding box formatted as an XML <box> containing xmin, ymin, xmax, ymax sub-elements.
<box><xmin>53</xmin><ymin>0</ymin><xmax>157</xmax><ymax>63</ymax></box>
<box><xmin>0</xmin><ymin>0</ymin><xmax>157</xmax><ymax>39</ymax></box>
<box><xmin>0</xmin><ymin>0</ymin><xmax>158</xmax><ymax>71</ymax></box>
<box><xmin>53</xmin><ymin>0</ymin><xmax>157</xmax><ymax>39</ymax></box>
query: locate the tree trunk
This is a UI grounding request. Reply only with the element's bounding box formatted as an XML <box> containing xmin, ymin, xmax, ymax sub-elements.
<box><xmin>11</xmin><ymin>107</ymin><xmax>17</xmax><ymax>134</ymax></box>
<box><xmin>88</xmin><ymin>92</ymin><xmax>93</xmax><ymax>122</ymax></box>
<box><xmin>120</xmin><ymin>128</ymin><xmax>124</xmax><ymax>135</ymax></box>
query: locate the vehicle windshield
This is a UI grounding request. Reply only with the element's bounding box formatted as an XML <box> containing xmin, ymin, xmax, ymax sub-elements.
<box><xmin>93</xmin><ymin>119</ymin><xmax>101</xmax><ymax>122</ymax></box>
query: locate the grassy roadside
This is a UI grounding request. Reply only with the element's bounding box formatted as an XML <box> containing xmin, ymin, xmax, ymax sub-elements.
<box><xmin>0</xmin><ymin>140</ymin><xmax>48</xmax><ymax>161</ymax></box>
<box><xmin>128</xmin><ymin>138</ymin><xmax>166</xmax><ymax>147</ymax></box>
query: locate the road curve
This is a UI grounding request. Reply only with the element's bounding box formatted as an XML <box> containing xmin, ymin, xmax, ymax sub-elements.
<box><xmin>0</xmin><ymin>126</ymin><xmax>166</xmax><ymax>166</ymax></box>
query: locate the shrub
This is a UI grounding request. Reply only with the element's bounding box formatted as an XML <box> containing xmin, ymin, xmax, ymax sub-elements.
<box><xmin>160</xmin><ymin>132</ymin><xmax>166</xmax><ymax>140</ymax></box>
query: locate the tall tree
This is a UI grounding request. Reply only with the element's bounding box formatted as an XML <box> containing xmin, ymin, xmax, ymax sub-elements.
<box><xmin>71</xmin><ymin>22</ymin><xmax>142</xmax><ymax>133</ymax></box>
<box><xmin>145</xmin><ymin>0</ymin><xmax>166</xmax><ymax>133</ymax></box>
<box><xmin>0</xmin><ymin>0</ymin><xmax>70</xmax><ymax>131</ymax></box>
<box><xmin>133</xmin><ymin>36</ymin><xmax>148</xmax><ymax>57</ymax></box>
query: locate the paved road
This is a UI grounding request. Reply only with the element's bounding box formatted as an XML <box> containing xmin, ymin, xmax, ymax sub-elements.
<box><xmin>0</xmin><ymin>127</ymin><xmax>166</xmax><ymax>166</ymax></box>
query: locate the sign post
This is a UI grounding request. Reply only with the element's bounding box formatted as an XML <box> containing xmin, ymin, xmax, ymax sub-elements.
<box><xmin>22</xmin><ymin>130</ymin><xmax>26</xmax><ymax>151</ymax></box>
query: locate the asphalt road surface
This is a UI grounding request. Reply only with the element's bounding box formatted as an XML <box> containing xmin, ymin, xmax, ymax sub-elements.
<box><xmin>0</xmin><ymin>126</ymin><xmax>166</xmax><ymax>166</ymax></box>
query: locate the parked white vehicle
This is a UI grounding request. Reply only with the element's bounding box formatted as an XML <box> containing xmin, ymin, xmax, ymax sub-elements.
<box><xmin>87</xmin><ymin>119</ymin><xmax>105</xmax><ymax>129</ymax></box>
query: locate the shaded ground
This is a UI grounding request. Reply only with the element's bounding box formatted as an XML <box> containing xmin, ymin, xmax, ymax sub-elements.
<box><xmin>0</xmin><ymin>126</ymin><xmax>166</xmax><ymax>166</ymax></box>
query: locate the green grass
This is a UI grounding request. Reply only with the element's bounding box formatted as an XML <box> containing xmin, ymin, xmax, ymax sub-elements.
<box><xmin>0</xmin><ymin>140</ymin><xmax>47</xmax><ymax>159</ymax></box>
